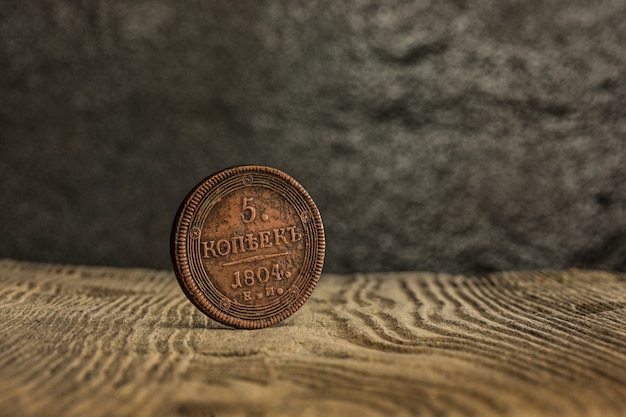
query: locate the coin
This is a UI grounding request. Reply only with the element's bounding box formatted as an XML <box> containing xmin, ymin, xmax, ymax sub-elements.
<box><xmin>171</xmin><ymin>165</ymin><xmax>325</xmax><ymax>329</ymax></box>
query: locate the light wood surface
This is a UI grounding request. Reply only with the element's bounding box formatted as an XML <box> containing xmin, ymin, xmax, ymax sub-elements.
<box><xmin>1</xmin><ymin>259</ymin><xmax>625</xmax><ymax>417</ymax></box>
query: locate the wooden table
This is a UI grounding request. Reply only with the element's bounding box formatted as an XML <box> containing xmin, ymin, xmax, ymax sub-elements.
<box><xmin>1</xmin><ymin>259</ymin><xmax>625</xmax><ymax>416</ymax></box>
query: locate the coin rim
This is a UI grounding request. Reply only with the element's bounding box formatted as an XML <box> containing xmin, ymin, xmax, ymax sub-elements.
<box><xmin>171</xmin><ymin>165</ymin><xmax>325</xmax><ymax>329</ymax></box>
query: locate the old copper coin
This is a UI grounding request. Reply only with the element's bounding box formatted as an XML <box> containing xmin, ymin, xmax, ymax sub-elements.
<box><xmin>171</xmin><ymin>165</ymin><xmax>325</xmax><ymax>329</ymax></box>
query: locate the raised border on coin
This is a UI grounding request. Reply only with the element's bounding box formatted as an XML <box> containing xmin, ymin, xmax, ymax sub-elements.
<box><xmin>171</xmin><ymin>165</ymin><xmax>325</xmax><ymax>329</ymax></box>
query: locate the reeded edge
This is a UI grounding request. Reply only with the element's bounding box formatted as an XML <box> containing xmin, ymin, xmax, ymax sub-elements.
<box><xmin>170</xmin><ymin>165</ymin><xmax>325</xmax><ymax>329</ymax></box>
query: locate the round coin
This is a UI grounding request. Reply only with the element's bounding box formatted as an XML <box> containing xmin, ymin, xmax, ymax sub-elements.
<box><xmin>171</xmin><ymin>165</ymin><xmax>325</xmax><ymax>329</ymax></box>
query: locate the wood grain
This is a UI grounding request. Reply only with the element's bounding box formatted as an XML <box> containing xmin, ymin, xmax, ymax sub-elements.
<box><xmin>0</xmin><ymin>260</ymin><xmax>625</xmax><ymax>417</ymax></box>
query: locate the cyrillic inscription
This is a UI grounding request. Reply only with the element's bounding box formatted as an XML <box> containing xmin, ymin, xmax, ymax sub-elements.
<box><xmin>201</xmin><ymin>226</ymin><xmax>301</xmax><ymax>259</ymax></box>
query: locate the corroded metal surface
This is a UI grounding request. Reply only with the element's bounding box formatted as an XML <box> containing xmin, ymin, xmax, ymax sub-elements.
<box><xmin>171</xmin><ymin>165</ymin><xmax>325</xmax><ymax>329</ymax></box>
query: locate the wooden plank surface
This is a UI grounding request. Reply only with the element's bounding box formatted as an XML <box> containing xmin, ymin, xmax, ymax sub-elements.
<box><xmin>0</xmin><ymin>259</ymin><xmax>625</xmax><ymax>417</ymax></box>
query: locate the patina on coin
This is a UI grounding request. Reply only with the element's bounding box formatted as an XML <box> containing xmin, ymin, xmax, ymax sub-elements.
<box><xmin>171</xmin><ymin>165</ymin><xmax>325</xmax><ymax>329</ymax></box>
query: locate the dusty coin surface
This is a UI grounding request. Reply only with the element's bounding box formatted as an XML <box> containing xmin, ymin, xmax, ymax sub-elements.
<box><xmin>171</xmin><ymin>165</ymin><xmax>325</xmax><ymax>329</ymax></box>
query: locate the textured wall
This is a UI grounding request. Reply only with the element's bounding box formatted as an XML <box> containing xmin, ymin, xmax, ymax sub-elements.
<box><xmin>1</xmin><ymin>0</ymin><xmax>624</xmax><ymax>274</ymax></box>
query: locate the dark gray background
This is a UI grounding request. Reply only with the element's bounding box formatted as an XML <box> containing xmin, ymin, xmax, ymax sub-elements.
<box><xmin>1</xmin><ymin>0</ymin><xmax>624</xmax><ymax>274</ymax></box>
